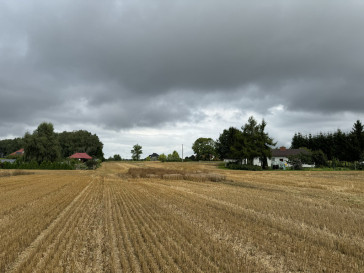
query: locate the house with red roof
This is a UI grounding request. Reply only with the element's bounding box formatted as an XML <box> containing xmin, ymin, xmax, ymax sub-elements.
<box><xmin>69</xmin><ymin>153</ymin><xmax>92</xmax><ymax>162</ymax></box>
<box><xmin>9</xmin><ymin>148</ymin><xmax>25</xmax><ymax>157</ymax></box>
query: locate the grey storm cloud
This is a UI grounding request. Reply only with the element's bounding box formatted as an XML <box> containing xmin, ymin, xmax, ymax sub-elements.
<box><xmin>1</xmin><ymin>0</ymin><xmax>364</xmax><ymax>133</ymax></box>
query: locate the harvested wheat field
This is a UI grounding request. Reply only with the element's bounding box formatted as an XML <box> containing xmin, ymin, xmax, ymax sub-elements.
<box><xmin>0</xmin><ymin>162</ymin><xmax>364</xmax><ymax>272</ymax></box>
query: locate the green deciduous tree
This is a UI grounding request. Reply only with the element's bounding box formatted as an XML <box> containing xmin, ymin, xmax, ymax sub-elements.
<box><xmin>131</xmin><ymin>144</ymin><xmax>142</xmax><ymax>161</ymax></box>
<box><xmin>192</xmin><ymin>137</ymin><xmax>216</xmax><ymax>160</ymax></box>
<box><xmin>58</xmin><ymin>130</ymin><xmax>104</xmax><ymax>159</ymax></box>
<box><xmin>167</xmin><ymin>150</ymin><xmax>181</xmax><ymax>161</ymax></box>
<box><xmin>113</xmin><ymin>154</ymin><xmax>122</xmax><ymax>161</ymax></box>
<box><xmin>24</xmin><ymin>122</ymin><xmax>61</xmax><ymax>163</ymax></box>
<box><xmin>158</xmin><ymin>153</ymin><xmax>167</xmax><ymax>162</ymax></box>
<box><xmin>0</xmin><ymin>137</ymin><xmax>25</xmax><ymax>157</ymax></box>
<box><xmin>220</xmin><ymin>117</ymin><xmax>275</xmax><ymax>168</ymax></box>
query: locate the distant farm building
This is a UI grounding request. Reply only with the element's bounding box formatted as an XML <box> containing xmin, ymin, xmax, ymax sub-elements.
<box><xmin>9</xmin><ymin>148</ymin><xmax>25</xmax><ymax>156</ymax></box>
<box><xmin>69</xmin><ymin>153</ymin><xmax>92</xmax><ymax>162</ymax></box>
<box><xmin>270</xmin><ymin>147</ymin><xmax>314</xmax><ymax>169</ymax></box>
<box><xmin>149</xmin><ymin>153</ymin><xmax>159</xmax><ymax>161</ymax></box>
<box><xmin>223</xmin><ymin>146</ymin><xmax>314</xmax><ymax>169</ymax></box>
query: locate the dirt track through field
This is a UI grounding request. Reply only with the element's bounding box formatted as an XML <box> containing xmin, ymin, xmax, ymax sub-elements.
<box><xmin>1</xmin><ymin>163</ymin><xmax>364</xmax><ymax>272</ymax></box>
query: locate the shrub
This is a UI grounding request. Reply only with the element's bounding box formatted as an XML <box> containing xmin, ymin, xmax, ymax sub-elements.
<box><xmin>0</xmin><ymin>159</ymin><xmax>74</xmax><ymax>170</ymax></box>
<box><xmin>227</xmin><ymin>163</ymin><xmax>262</xmax><ymax>171</ymax></box>
<box><xmin>85</xmin><ymin>159</ymin><xmax>100</xmax><ymax>170</ymax></box>
<box><xmin>288</xmin><ymin>157</ymin><xmax>303</xmax><ymax>170</ymax></box>
<box><xmin>312</xmin><ymin>150</ymin><xmax>328</xmax><ymax>167</ymax></box>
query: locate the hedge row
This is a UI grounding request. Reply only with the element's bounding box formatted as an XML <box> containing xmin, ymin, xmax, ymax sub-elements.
<box><xmin>0</xmin><ymin>160</ymin><xmax>74</xmax><ymax>170</ymax></box>
<box><xmin>227</xmin><ymin>163</ymin><xmax>263</xmax><ymax>171</ymax></box>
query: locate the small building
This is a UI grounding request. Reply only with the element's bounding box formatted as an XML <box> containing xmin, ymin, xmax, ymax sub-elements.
<box><xmin>9</xmin><ymin>148</ymin><xmax>25</xmax><ymax>156</ymax></box>
<box><xmin>149</xmin><ymin>153</ymin><xmax>159</xmax><ymax>161</ymax></box>
<box><xmin>69</xmin><ymin>153</ymin><xmax>92</xmax><ymax>162</ymax></box>
<box><xmin>223</xmin><ymin>146</ymin><xmax>315</xmax><ymax>169</ymax></box>
<box><xmin>271</xmin><ymin>147</ymin><xmax>314</xmax><ymax>169</ymax></box>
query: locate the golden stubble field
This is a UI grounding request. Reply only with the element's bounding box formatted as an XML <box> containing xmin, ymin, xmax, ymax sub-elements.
<box><xmin>0</xmin><ymin>162</ymin><xmax>363</xmax><ymax>272</ymax></box>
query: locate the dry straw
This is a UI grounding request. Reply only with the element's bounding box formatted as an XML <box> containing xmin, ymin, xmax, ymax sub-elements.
<box><xmin>0</xmin><ymin>170</ymin><xmax>34</xmax><ymax>178</ymax></box>
<box><xmin>127</xmin><ymin>167</ymin><xmax>226</xmax><ymax>182</ymax></box>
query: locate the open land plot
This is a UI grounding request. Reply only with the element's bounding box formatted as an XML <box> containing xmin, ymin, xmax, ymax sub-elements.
<box><xmin>0</xmin><ymin>162</ymin><xmax>363</xmax><ymax>272</ymax></box>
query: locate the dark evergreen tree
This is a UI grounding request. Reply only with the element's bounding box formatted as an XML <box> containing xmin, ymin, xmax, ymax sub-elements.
<box><xmin>240</xmin><ymin>117</ymin><xmax>259</xmax><ymax>164</ymax></box>
<box><xmin>215</xmin><ymin>127</ymin><xmax>241</xmax><ymax>159</ymax></box>
<box><xmin>290</xmin><ymin>120</ymin><xmax>363</xmax><ymax>162</ymax></box>
<box><xmin>256</xmin><ymin>119</ymin><xmax>276</xmax><ymax>169</ymax></box>
<box><xmin>350</xmin><ymin>120</ymin><xmax>364</xmax><ymax>161</ymax></box>
<box><xmin>229</xmin><ymin>116</ymin><xmax>275</xmax><ymax>166</ymax></box>
<box><xmin>290</xmin><ymin>133</ymin><xmax>307</xmax><ymax>149</ymax></box>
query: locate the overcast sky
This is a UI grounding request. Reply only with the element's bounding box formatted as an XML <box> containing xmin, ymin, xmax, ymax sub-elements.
<box><xmin>1</xmin><ymin>0</ymin><xmax>364</xmax><ymax>158</ymax></box>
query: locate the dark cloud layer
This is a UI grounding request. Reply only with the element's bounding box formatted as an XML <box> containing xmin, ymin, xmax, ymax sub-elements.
<box><xmin>1</xmin><ymin>1</ymin><xmax>364</xmax><ymax>152</ymax></box>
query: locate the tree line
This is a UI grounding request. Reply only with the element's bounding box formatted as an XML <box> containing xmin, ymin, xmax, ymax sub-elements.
<box><xmin>291</xmin><ymin>120</ymin><xmax>364</xmax><ymax>162</ymax></box>
<box><xmin>0</xmin><ymin>122</ymin><xmax>104</xmax><ymax>164</ymax></box>
<box><xmin>107</xmin><ymin>144</ymin><xmax>182</xmax><ymax>162</ymax></box>
<box><xmin>192</xmin><ymin>116</ymin><xmax>276</xmax><ymax>169</ymax></box>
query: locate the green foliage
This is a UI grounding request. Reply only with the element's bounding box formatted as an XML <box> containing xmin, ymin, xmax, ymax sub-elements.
<box><xmin>145</xmin><ymin>156</ymin><xmax>151</xmax><ymax>161</ymax></box>
<box><xmin>192</xmin><ymin>137</ymin><xmax>216</xmax><ymax>160</ymax></box>
<box><xmin>58</xmin><ymin>130</ymin><xmax>104</xmax><ymax>160</ymax></box>
<box><xmin>184</xmin><ymin>155</ymin><xmax>196</xmax><ymax>161</ymax></box>
<box><xmin>290</xmin><ymin>120</ymin><xmax>364</xmax><ymax>162</ymax></box>
<box><xmin>288</xmin><ymin>151</ymin><xmax>313</xmax><ymax>170</ymax></box>
<box><xmin>241</xmin><ymin>116</ymin><xmax>260</xmax><ymax>164</ymax></box>
<box><xmin>1</xmin><ymin>122</ymin><xmax>104</xmax><ymax>169</ymax></box>
<box><xmin>229</xmin><ymin>129</ymin><xmax>247</xmax><ymax>162</ymax></box>
<box><xmin>113</xmin><ymin>154</ymin><xmax>122</xmax><ymax>161</ymax></box>
<box><xmin>227</xmin><ymin>163</ymin><xmax>262</xmax><ymax>171</ymax></box>
<box><xmin>85</xmin><ymin>159</ymin><xmax>100</xmax><ymax>170</ymax></box>
<box><xmin>357</xmin><ymin>161</ymin><xmax>364</xmax><ymax>170</ymax></box>
<box><xmin>167</xmin><ymin>151</ymin><xmax>181</xmax><ymax>162</ymax></box>
<box><xmin>0</xmin><ymin>160</ymin><xmax>74</xmax><ymax>170</ymax></box>
<box><xmin>131</xmin><ymin>144</ymin><xmax>143</xmax><ymax>161</ymax></box>
<box><xmin>228</xmin><ymin>116</ymin><xmax>275</xmax><ymax>168</ymax></box>
<box><xmin>311</xmin><ymin>150</ymin><xmax>328</xmax><ymax>167</ymax></box>
<box><xmin>288</xmin><ymin>157</ymin><xmax>303</xmax><ymax>170</ymax></box>
<box><xmin>0</xmin><ymin>137</ymin><xmax>24</xmax><ymax>157</ymax></box>
<box><xmin>24</xmin><ymin>122</ymin><xmax>62</xmax><ymax>164</ymax></box>
<box><xmin>216</xmin><ymin>127</ymin><xmax>241</xmax><ymax>160</ymax></box>
<box><xmin>158</xmin><ymin>153</ymin><xmax>167</xmax><ymax>162</ymax></box>
<box><xmin>256</xmin><ymin>119</ymin><xmax>276</xmax><ymax>169</ymax></box>
<box><xmin>350</xmin><ymin>120</ymin><xmax>364</xmax><ymax>161</ymax></box>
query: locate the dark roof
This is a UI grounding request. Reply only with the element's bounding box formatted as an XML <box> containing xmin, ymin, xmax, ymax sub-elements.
<box><xmin>272</xmin><ymin>148</ymin><xmax>309</xmax><ymax>157</ymax></box>
<box><xmin>149</xmin><ymin>153</ymin><xmax>159</xmax><ymax>157</ymax></box>
<box><xmin>69</xmin><ymin>153</ymin><xmax>92</xmax><ymax>159</ymax></box>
